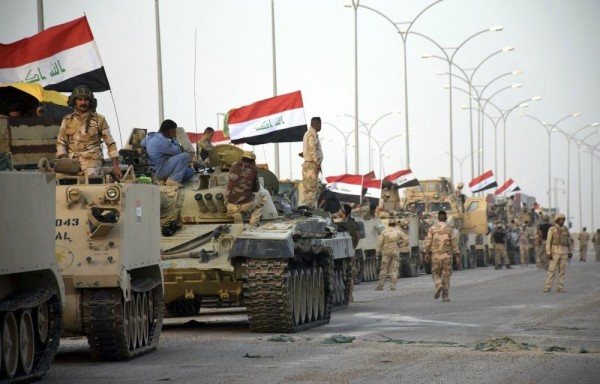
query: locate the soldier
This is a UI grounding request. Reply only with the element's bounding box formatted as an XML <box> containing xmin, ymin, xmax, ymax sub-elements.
<box><xmin>196</xmin><ymin>127</ymin><xmax>215</xmax><ymax>165</ymax></box>
<box><xmin>301</xmin><ymin>117</ymin><xmax>323</xmax><ymax>208</ymax></box>
<box><xmin>454</xmin><ymin>182</ymin><xmax>466</xmax><ymax>212</ymax></box>
<box><xmin>593</xmin><ymin>229</ymin><xmax>600</xmax><ymax>262</ymax></box>
<box><xmin>141</xmin><ymin>119</ymin><xmax>194</xmax><ymax>187</ymax></box>
<box><xmin>536</xmin><ymin>215</ymin><xmax>553</xmax><ymax>269</ymax></box>
<box><xmin>375</xmin><ymin>220</ymin><xmax>407</xmax><ymax>291</ymax></box>
<box><xmin>225</xmin><ymin>151</ymin><xmax>267</xmax><ymax>226</ymax></box>
<box><xmin>577</xmin><ymin>227</ymin><xmax>590</xmax><ymax>262</ymax></box>
<box><xmin>517</xmin><ymin>224</ymin><xmax>531</xmax><ymax>266</ymax></box>
<box><xmin>56</xmin><ymin>85</ymin><xmax>122</xmax><ymax>179</ymax></box>
<box><xmin>423</xmin><ymin>210</ymin><xmax>460</xmax><ymax>302</ymax></box>
<box><xmin>492</xmin><ymin>223</ymin><xmax>511</xmax><ymax>269</ymax></box>
<box><xmin>338</xmin><ymin>204</ymin><xmax>358</xmax><ymax>301</ymax></box>
<box><xmin>543</xmin><ymin>213</ymin><xmax>573</xmax><ymax>292</ymax></box>
<box><xmin>375</xmin><ymin>191</ymin><xmax>391</xmax><ymax>218</ymax></box>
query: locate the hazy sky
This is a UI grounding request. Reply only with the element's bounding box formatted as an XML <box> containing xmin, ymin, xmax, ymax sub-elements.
<box><xmin>1</xmin><ymin>0</ymin><xmax>599</xmax><ymax>231</ymax></box>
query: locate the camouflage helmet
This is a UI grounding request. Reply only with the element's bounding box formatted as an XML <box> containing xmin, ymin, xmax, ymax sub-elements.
<box><xmin>242</xmin><ymin>150</ymin><xmax>256</xmax><ymax>160</ymax></box>
<box><xmin>554</xmin><ymin>213</ymin><xmax>566</xmax><ymax>222</ymax></box>
<box><xmin>457</xmin><ymin>182</ymin><xmax>464</xmax><ymax>189</ymax></box>
<box><xmin>68</xmin><ymin>85</ymin><xmax>97</xmax><ymax>108</ymax></box>
<box><xmin>399</xmin><ymin>219</ymin><xmax>409</xmax><ymax>229</ymax></box>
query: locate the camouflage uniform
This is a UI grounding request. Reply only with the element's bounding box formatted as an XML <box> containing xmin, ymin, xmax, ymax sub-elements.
<box><xmin>302</xmin><ymin>126</ymin><xmax>322</xmax><ymax>208</ymax></box>
<box><xmin>577</xmin><ymin>229</ymin><xmax>590</xmax><ymax>262</ymax></box>
<box><xmin>196</xmin><ymin>137</ymin><xmax>214</xmax><ymax>164</ymax></box>
<box><xmin>225</xmin><ymin>158</ymin><xmax>266</xmax><ymax>225</ymax></box>
<box><xmin>424</xmin><ymin>221</ymin><xmax>459</xmax><ymax>301</ymax></box>
<box><xmin>375</xmin><ymin>225</ymin><xmax>406</xmax><ymax>290</ymax></box>
<box><xmin>517</xmin><ymin>227</ymin><xmax>531</xmax><ymax>266</ymax></box>
<box><xmin>544</xmin><ymin>222</ymin><xmax>572</xmax><ymax>292</ymax></box>
<box><xmin>593</xmin><ymin>230</ymin><xmax>600</xmax><ymax>262</ymax></box>
<box><xmin>56</xmin><ymin>111</ymin><xmax>119</xmax><ymax>176</ymax></box>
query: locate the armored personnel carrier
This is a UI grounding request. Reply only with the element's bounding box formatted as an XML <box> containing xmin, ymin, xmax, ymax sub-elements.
<box><xmin>1</xmin><ymin>117</ymin><xmax>164</xmax><ymax>360</ymax></box>
<box><xmin>122</xmin><ymin>129</ymin><xmax>354</xmax><ymax>332</ymax></box>
<box><xmin>1</xmin><ymin>167</ymin><xmax>64</xmax><ymax>382</ymax></box>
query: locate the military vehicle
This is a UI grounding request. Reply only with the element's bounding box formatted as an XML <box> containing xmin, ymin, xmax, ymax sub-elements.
<box><xmin>122</xmin><ymin>129</ymin><xmax>354</xmax><ymax>333</ymax></box>
<box><xmin>402</xmin><ymin>178</ymin><xmax>488</xmax><ymax>270</ymax></box>
<box><xmin>1</xmin><ymin>168</ymin><xmax>64</xmax><ymax>382</ymax></box>
<box><xmin>1</xmin><ymin>116</ymin><xmax>164</xmax><ymax>360</ymax></box>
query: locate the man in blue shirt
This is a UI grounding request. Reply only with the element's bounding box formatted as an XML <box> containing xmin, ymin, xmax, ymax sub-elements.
<box><xmin>141</xmin><ymin>119</ymin><xmax>193</xmax><ymax>187</ymax></box>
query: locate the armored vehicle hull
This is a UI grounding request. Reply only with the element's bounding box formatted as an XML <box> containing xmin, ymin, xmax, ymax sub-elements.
<box><xmin>1</xmin><ymin>170</ymin><xmax>64</xmax><ymax>382</ymax></box>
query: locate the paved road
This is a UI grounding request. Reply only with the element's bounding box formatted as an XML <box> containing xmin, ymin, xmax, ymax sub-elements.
<box><xmin>44</xmin><ymin>259</ymin><xmax>600</xmax><ymax>384</ymax></box>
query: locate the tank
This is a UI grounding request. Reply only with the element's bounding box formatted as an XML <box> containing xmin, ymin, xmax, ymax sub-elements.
<box><xmin>1</xmin><ymin>117</ymin><xmax>164</xmax><ymax>361</ymax></box>
<box><xmin>0</xmin><ymin>168</ymin><xmax>64</xmax><ymax>382</ymax></box>
<box><xmin>121</xmin><ymin>130</ymin><xmax>354</xmax><ymax>333</ymax></box>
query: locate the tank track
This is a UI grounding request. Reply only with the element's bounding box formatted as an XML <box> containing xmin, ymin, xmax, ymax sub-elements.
<box><xmin>243</xmin><ymin>253</ymin><xmax>354</xmax><ymax>333</ymax></box>
<box><xmin>0</xmin><ymin>289</ymin><xmax>61</xmax><ymax>384</ymax></box>
<box><xmin>81</xmin><ymin>284</ymin><xmax>163</xmax><ymax>361</ymax></box>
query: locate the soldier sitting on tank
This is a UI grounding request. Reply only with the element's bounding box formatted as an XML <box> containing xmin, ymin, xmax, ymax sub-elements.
<box><xmin>141</xmin><ymin>119</ymin><xmax>194</xmax><ymax>187</ymax></box>
<box><xmin>196</xmin><ymin>127</ymin><xmax>215</xmax><ymax>166</ymax></box>
<box><xmin>56</xmin><ymin>85</ymin><xmax>122</xmax><ymax>179</ymax></box>
<box><xmin>225</xmin><ymin>151</ymin><xmax>267</xmax><ymax>226</ymax></box>
<box><xmin>317</xmin><ymin>186</ymin><xmax>341</xmax><ymax>214</ymax></box>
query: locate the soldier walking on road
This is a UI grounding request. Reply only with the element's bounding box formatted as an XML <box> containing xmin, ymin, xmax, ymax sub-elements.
<box><xmin>301</xmin><ymin>117</ymin><xmax>323</xmax><ymax>209</ymax></box>
<box><xmin>577</xmin><ymin>227</ymin><xmax>590</xmax><ymax>262</ymax></box>
<box><xmin>492</xmin><ymin>223</ymin><xmax>512</xmax><ymax>269</ymax></box>
<box><xmin>423</xmin><ymin>211</ymin><xmax>460</xmax><ymax>302</ymax></box>
<box><xmin>517</xmin><ymin>224</ymin><xmax>531</xmax><ymax>267</ymax></box>
<box><xmin>593</xmin><ymin>229</ymin><xmax>600</xmax><ymax>262</ymax></box>
<box><xmin>544</xmin><ymin>213</ymin><xmax>573</xmax><ymax>292</ymax></box>
<box><xmin>375</xmin><ymin>220</ymin><xmax>407</xmax><ymax>291</ymax></box>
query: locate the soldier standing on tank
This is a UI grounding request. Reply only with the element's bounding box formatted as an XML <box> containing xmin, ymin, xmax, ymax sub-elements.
<box><xmin>375</xmin><ymin>220</ymin><xmax>407</xmax><ymax>291</ymax></box>
<box><xmin>225</xmin><ymin>151</ymin><xmax>267</xmax><ymax>226</ymax></box>
<box><xmin>301</xmin><ymin>117</ymin><xmax>323</xmax><ymax>209</ymax></box>
<box><xmin>141</xmin><ymin>119</ymin><xmax>194</xmax><ymax>187</ymax></box>
<box><xmin>543</xmin><ymin>213</ymin><xmax>573</xmax><ymax>292</ymax></box>
<box><xmin>196</xmin><ymin>127</ymin><xmax>215</xmax><ymax>165</ymax></box>
<box><xmin>492</xmin><ymin>223</ymin><xmax>511</xmax><ymax>269</ymax></box>
<box><xmin>517</xmin><ymin>224</ymin><xmax>531</xmax><ymax>267</ymax></box>
<box><xmin>56</xmin><ymin>85</ymin><xmax>122</xmax><ymax>179</ymax></box>
<box><xmin>537</xmin><ymin>215</ymin><xmax>553</xmax><ymax>269</ymax></box>
<box><xmin>423</xmin><ymin>210</ymin><xmax>460</xmax><ymax>302</ymax></box>
<box><xmin>577</xmin><ymin>227</ymin><xmax>590</xmax><ymax>262</ymax></box>
<box><xmin>592</xmin><ymin>229</ymin><xmax>600</xmax><ymax>262</ymax></box>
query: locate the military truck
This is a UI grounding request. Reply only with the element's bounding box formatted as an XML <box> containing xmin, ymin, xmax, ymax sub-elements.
<box><xmin>0</xmin><ymin>168</ymin><xmax>64</xmax><ymax>382</ymax></box>
<box><xmin>121</xmin><ymin>129</ymin><xmax>354</xmax><ymax>333</ymax></box>
<box><xmin>1</xmin><ymin>116</ymin><xmax>164</xmax><ymax>360</ymax></box>
<box><xmin>402</xmin><ymin>178</ymin><xmax>488</xmax><ymax>270</ymax></box>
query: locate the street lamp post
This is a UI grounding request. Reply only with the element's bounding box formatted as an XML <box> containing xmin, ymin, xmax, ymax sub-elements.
<box><xmin>520</xmin><ymin>113</ymin><xmax>581</xmax><ymax>208</ymax></box>
<box><xmin>347</xmin><ymin>1</ymin><xmax>360</xmax><ymax>174</ymax></box>
<box><xmin>422</xmin><ymin>25</ymin><xmax>504</xmax><ymax>182</ymax></box>
<box><xmin>347</xmin><ymin>0</ymin><xmax>443</xmax><ymax>171</ymax></box>
<box><xmin>575</xmin><ymin>131</ymin><xmax>600</xmax><ymax>229</ymax></box>
<box><xmin>438</xmin><ymin>150</ymin><xmax>480</xmax><ymax>184</ymax></box>
<box><xmin>323</xmin><ymin>121</ymin><xmax>353</xmax><ymax>174</ymax></box>
<box><xmin>590</xmin><ymin>142</ymin><xmax>600</xmax><ymax>229</ymax></box>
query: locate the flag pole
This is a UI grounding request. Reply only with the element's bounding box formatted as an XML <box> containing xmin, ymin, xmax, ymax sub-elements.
<box><xmin>271</xmin><ymin>0</ymin><xmax>280</xmax><ymax>178</ymax></box>
<box><xmin>36</xmin><ymin>0</ymin><xmax>44</xmax><ymax>32</ymax></box>
<box><xmin>154</xmin><ymin>0</ymin><xmax>165</xmax><ymax>125</ymax></box>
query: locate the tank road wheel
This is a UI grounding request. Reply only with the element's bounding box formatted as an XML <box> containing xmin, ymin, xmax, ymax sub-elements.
<box><xmin>134</xmin><ymin>294</ymin><xmax>143</xmax><ymax>348</ymax></box>
<box><xmin>291</xmin><ymin>270</ymin><xmax>302</xmax><ymax>325</ymax></box>
<box><xmin>128</xmin><ymin>298</ymin><xmax>138</xmax><ymax>350</ymax></box>
<box><xmin>122</xmin><ymin>297</ymin><xmax>131</xmax><ymax>351</ymax></box>
<box><xmin>298</xmin><ymin>270</ymin><xmax>307</xmax><ymax>325</ymax></box>
<box><xmin>1</xmin><ymin>312</ymin><xmax>19</xmax><ymax>379</ymax></box>
<box><xmin>305</xmin><ymin>269</ymin><xmax>314</xmax><ymax>322</ymax></box>
<box><xmin>140</xmin><ymin>293</ymin><xmax>149</xmax><ymax>347</ymax></box>
<box><xmin>316</xmin><ymin>267</ymin><xmax>325</xmax><ymax>320</ymax></box>
<box><xmin>36</xmin><ymin>302</ymin><xmax>50</xmax><ymax>344</ymax></box>
<box><xmin>18</xmin><ymin>310</ymin><xmax>35</xmax><ymax>375</ymax></box>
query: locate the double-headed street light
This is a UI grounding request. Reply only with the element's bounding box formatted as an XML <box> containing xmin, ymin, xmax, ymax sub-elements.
<box><xmin>575</xmin><ymin>130</ymin><xmax>600</xmax><ymax>229</ymax></box>
<box><xmin>346</xmin><ymin>0</ymin><xmax>443</xmax><ymax>172</ymax></box>
<box><xmin>323</xmin><ymin>121</ymin><xmax>353</xmax><ymax>174</ymax></box>
<box><xmin>520</xmin><ymin>113</ymin><xmax>581</xmax><ymax>208</ymax></box>
<box><xmin>438</xmin><ymin>150</ymin><xmax>481</xmax><ymax>184</ymax></box>
<box><xmin>422</xmin><ymin>25</ymin><xmax>504</xmax><ymax>182</ymax></box>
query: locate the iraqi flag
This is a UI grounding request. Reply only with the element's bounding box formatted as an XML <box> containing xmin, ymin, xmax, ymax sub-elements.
<box><xmin>363</xmin><ymin>178</ymin><xmax>382</xmax><ymax>202</ymax></box>
<box><xmin>0</xmin><ymin>16</ymin><xmax>110</xmax><ymax>92</ymax></box>
<box><xmin>224</xmin><ymin>91</ymin><xmax>307</xmax><ymax>145</ymax></box>
<box><xmin>325</xmin><ymin>174</ymin><xmax>364</xmax><ymax>204</ymax></box>
<box><xmin>187</xmin><ymin>130</ymin><xmax>231</xmax><ymax>146</ymax></box>
<box><xmin>384</xmin><ymin>169</ymin><xmax>419</xmax><ymax>189</ymax></box>
<box><xmin>469</xmin><ymin>170</ymin><xmax>497</xmax><ymax>193</ymax></box>
<box><xmin>495</xmin><ymin>178</ymin><xmax>521</xmax><ymax>195</ymax></box>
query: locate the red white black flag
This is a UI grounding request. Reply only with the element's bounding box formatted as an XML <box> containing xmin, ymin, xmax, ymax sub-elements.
<box><xmin>384</xmin><ymin>169</ymin><xmax>419</xmax><ymax>189</ymax></box>
<box><xmin>0</xmin><ymin>16</ymin><xmax>110</xmax><ymax>92</ymax></box>
<box><xmin>325</xmin><ymin>174</ymin><xmax>364</xmax><ymax>204</ymax></box>
<box><xmin>469</xmin><ymin>170</ymin><xmax>497</xmax><ymax>193</ymax></box>
<box><xmin>225</xmin><ymin>91</ymin><xmax>307</xmax><ymax>145</ymax></box>
<box><xmin>495</xmin><ymin>178</ymin><xmax>521</xmax><ymax>195</ymax></box>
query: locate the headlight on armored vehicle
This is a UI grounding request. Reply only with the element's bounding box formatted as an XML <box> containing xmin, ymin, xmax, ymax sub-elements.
<box><xmin>105</xmin><ymin>186</ymin><xmax>120</xmax><ymax>202</ymax></box>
